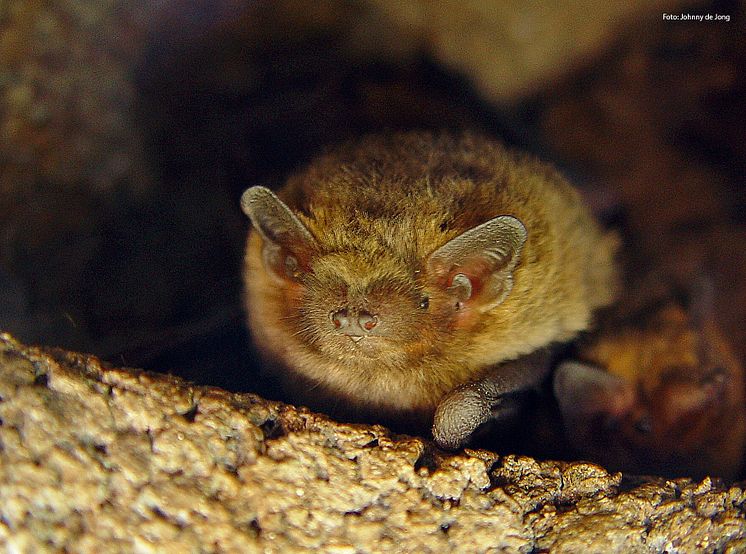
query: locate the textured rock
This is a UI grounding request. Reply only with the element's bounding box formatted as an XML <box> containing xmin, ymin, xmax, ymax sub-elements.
<box><xmin>1</xmin><ymin>333</ymin><xmax>745</xmax><ymax>552</ymax></box>
<box><xmin>0</xmin><ymin>0</ymin><xmax>152</xmax><ymax>197</ymax></box>
<box><xmin>0</xmin><ymin>0</ymin><xmax>154</xmax><ymax>349</ymax></box>
<box><xmin>234</xmin><ymin>0</ymin><xmax>690</xmax><ymax>105</ymax></box>
<box><xmin>0</xmin><ymin>1</ymin><xmax>246</xmax><ymax>357</ymax></box>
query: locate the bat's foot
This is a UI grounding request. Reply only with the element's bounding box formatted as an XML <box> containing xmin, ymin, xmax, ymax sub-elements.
<box><xmin>432</xmin><ymin>383</ymin><xmax>493</xmax><ymax>450</ymax></box>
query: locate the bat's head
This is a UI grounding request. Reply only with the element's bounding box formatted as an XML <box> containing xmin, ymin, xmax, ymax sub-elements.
<box><xmin>241</xmin><ymin>186</ymin><xmax>527</xmax><ymax>373</ymax></box>
<box><xmin>554</xmin><ymin>299</ymin><xmax>745</xmax><ymax>479</ymax></box>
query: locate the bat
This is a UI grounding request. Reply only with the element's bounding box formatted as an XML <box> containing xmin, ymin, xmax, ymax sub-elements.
<box><xmin>240</xmin><ymin>132</ymin><xmax>618</xmax><ymax>448</ymax></box>
<box><xmin>554</xmin><ymin>282</ymin><xmax>745</xmax><ymax>479</ymax></box>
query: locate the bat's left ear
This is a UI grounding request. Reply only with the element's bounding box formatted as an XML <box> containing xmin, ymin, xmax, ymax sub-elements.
<box><xmin>553</xmin><ymin>361</ymin><xmax>636</xmax><ymax>423</ymax></box>
<box><xmin>426</xmin><ymin>215</ymin><xmax>527</xmax><ymax>312</ymax></box>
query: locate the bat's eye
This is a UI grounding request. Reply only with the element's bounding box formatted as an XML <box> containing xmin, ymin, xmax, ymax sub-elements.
<box><xmin>634</xmin><ymin>415</ymin><xmax>652</xmax><ymax>434</ymax></box>
<box><xmin>284</xmin><ymin>255</ymin><xmax>300</xmax><ymax>278</ymax></box>
<box><xmin>419</xmin><ymin>296</ymin><xmax>430</xmax><ymax>310</ymax></box>
<box><xmin>703</xmin><ymin>367</ymin><xmax>726</xmax><ymax>385</ymax></box>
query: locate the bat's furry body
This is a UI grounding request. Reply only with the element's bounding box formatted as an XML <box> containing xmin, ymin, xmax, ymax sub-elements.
<box><xmin>555</xmin><ymin>292</ymin><xmax>746</xmax><ymax>479</ymax></box>
<box><xmin>242</xmin><ymin>132</ymin><xmax>618</xmax><ymax>438</ymax></box>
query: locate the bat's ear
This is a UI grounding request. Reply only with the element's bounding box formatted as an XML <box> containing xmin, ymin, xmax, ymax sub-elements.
<box><xmin>689</xmin><ymin>275</ymin><xmax>715</xmax><ymax>330</ymax></box>
<box><xmin>686</xmin><ymin>276</ymin><xmax>728</xmax><ymax>372</ymax></box>
<box><xmin>553</xmin><ymin>361</ymin><xmax>636</xmax><ymax>423</ymax></box>
<box><xmin>241</xmin><ymin>186</ymin><xmax>317</xmax><ymax>282</ymax></box>
<box><xmin>426</xmin><ymin>215</ymin><xmax>527</xmax><ymax>312</ymax></box>
<box><xmin>669</xmin><ymin>367</ymin><xmax>728</xmax><ymax>419</ymax></box>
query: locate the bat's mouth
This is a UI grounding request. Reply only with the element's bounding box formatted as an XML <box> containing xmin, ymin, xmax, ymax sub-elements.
<box><xmin>331</xmin><ymin>333</ymin><xmax>395</xmax><ymax>361</ymax></box>
<box><xmin>344</xmin><ymin>334</ymin><xmax>382</xmax><ymax>357</ymax></box>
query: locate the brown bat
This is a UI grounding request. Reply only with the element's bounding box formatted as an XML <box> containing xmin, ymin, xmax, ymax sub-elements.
<box><xmin>240</xmin><ymin>132</ymin><xmax>618</xmax><ymax>449</ymax></box>
<box><xmin>554</xmin><ymin>283</ymin><xmax>746</xmax><ymax>479</ymax></box>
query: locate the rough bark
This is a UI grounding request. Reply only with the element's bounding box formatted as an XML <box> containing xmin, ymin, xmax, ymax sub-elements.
<box><xmin>1</xmin><ymin>333</ymin><xmax>744</xmax><ymax>553</ymax></box>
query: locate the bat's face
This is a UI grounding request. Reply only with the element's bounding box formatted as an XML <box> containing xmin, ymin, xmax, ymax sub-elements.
<box><xmin>606</xmin><ymin>367</ymin><xmax>727</xmax><ymax>464</ymax></box>
<box><xmin>286</xmin><ymin>250</ymin><xmax>449</xmax><ymax>370</ymax></box>
<box><xmin>241</xmin><ymin>186</ymin><xmax>528</xmax><ymax>373</ymax></box>
<box><xmin>556</xmin><ymin>363</ymin><xmax>734</xmax><ymax>477</ymax></box>
<box><xmin>555</xmin><ymin>302</ymin><xmax>745</xmax><ymax>478</ymax></box>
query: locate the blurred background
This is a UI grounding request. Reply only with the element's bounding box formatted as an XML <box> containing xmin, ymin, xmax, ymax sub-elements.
<box><xmin>1</xmin><ymin>0</ymin><xmax>744</xmax><ymax>401</ymax></box>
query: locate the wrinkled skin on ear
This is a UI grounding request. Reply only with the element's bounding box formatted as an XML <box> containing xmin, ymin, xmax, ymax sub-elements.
<box><xmin>241</xmin><ymin>186</ymin><xmax>317</xmax><ymax>282</ymax></box>
<box><xmin>426</xmin><ymin>215</ymin><xmax>527</xmax><ymax>313</ymax></box>
<box><xmin>553</xmin><ymin>361</ymin><xmax>636</xmax><ymax>428</ymax></box>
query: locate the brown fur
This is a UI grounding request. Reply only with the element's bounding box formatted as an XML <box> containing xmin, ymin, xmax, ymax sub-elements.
<box><xmin>243</xmin><ymin>132</ymin><xmax>618</xmax><ymax>425</ymax></box>
<box><xmin>561</xmin><ymin>298</ymin><xmax>746</xmax><ymax>479</ymax></box>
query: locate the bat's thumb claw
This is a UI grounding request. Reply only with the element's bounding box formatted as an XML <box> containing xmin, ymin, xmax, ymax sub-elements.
<box><xmin>432</xmin><ymin>386</ymin><xmax>492</xmax><ymax>450</ymax></box>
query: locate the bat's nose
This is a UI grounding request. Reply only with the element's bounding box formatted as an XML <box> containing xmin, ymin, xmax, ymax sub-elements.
<box><xmin>357</xmin><ymin>311</ymin><xmax>378</xmax><ymax>331</ymax></box>
<box><xmin>329</xmin><ymin>308</ymin><xmax>379</xmax><ymax>335</ymax></box>
<box><xmin>330</xmin><ymin>308</ymin><xmax>350</xmax><ymax>331</ymax></box>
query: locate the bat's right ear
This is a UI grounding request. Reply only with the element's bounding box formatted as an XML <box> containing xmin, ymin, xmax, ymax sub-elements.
<box><xmin>425</xmin><ymin>215</ymin><xmax>527</xmax><ymax>313</ymax></box>
<box><xmin>553</xmin><ymin>361</ymin><xmax>635</xmax><ymax>423</ymax></box>
<box><xmin>241</xmin><ymin>186</ymin><xmax>317</xmax><ymax>282</ymax></box>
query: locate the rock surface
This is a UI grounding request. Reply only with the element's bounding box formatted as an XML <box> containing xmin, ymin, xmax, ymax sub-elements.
<box><xmin>1</xmin><ymin>333</ymin><xmax>745</xmax><ymax>552</ymax></box>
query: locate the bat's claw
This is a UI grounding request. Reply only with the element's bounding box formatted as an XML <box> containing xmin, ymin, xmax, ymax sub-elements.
<box><xmin>432</xmin><ymin>384</ymin><xmax>492</xmax><ymax>450</ymax></box>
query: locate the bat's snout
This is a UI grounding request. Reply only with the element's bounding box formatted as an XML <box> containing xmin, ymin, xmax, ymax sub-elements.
<box><xmin>329</xmin><ymin>307</ymin><xmax>380</xmax><ymax>338</ymax></box>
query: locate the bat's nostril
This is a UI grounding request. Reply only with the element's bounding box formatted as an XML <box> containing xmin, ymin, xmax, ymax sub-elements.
<box><xmin>330</xmin><ymin>308</ymin><xmax>349</xmax><ymax>330</ymax></box>
<box><xmin>358</xmin><ymin>311</ymin><xmax>378</xmax><ymax>331</ymax></box>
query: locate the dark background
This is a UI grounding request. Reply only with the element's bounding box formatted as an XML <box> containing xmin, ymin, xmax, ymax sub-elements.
<box><xmin>1</xmin><ymin>0</ymin><xmax>744</xmax><ymax>416</ymax></box>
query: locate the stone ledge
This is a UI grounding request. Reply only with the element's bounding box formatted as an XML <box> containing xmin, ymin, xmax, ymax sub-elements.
<box><xmin>0</xmin><ymin>333</ymin><xmax>744</xmax><ymax>552</ymax></box>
